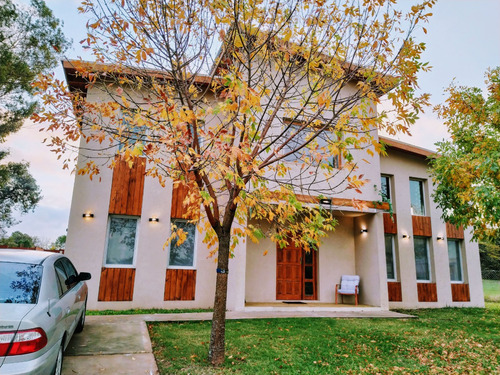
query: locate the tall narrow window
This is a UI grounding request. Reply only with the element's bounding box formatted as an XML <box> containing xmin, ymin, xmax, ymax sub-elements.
<box><xmin>409</xmin><ymin>179</ymin><xmax>425</xmax><ymax>215</ymax></box>
<box><xmin>448</xmin><ymin>240</ymin><xmax>463</xmax><ymax>282</ymax></box>
<box><xmin>381</xmin><ymin>175</ymin><xmax>391</xmax><ymax>202</ymax></box>
<box><xmin>105</xmin><ymin>216</ymin><xmax>139</xmax><ymax>266</ymax></box>
<box><xmin>414</xmin><ymin>237</ymin><xmax>431</xmax><ymax>281</ymax></box>
<box><xmin>168</xmin><ymin>219</ymin><xmax>196</xmax><ymax>268</ymax></box>
<box><xmin>385</xmin><ymin>234</ymin><xmax>397</xmax><ymax>280</ymax></box>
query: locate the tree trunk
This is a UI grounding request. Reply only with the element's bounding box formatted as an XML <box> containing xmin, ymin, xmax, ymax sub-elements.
<box><xmin>208</xmin><ymin>230</ymin><xmax>231</xmax><ymax>366</ymax></box>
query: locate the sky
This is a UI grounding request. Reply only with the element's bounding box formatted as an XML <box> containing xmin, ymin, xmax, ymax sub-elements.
<box><xmin>4</xmin><ymin>0</ymin><xmax>500</xmax><ymax>243</ymax></box>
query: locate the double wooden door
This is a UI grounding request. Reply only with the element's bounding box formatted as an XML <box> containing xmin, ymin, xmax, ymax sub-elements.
<box><xmin>276</xmin><ymin>243</ymin><xmax>317</xmax><ymax>300</ymax></box>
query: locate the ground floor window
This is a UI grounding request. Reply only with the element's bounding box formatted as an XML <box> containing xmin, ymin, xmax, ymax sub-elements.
<box><xmin>414</xmin><ymin>236</ymin><xmax>431</xmax><ymax>281</ymax></box>
<box><xmin>168</xmin><ymin>219</ymin><xmax>196</xmax><ymax>268</ymax></box>
<box><xmin>105</xmin><ymin>215</ymin><xmax>139</xmax><ymax>266</ymax></box>
<box><xmin>385</xmin><ymin>234</ymin><xmax>397</xmax><ymax>280</ymax></box>
<box><xmin>448</xmin><ymin>239</ymin><xmax>464</xmax><ymax>282</ymax></box>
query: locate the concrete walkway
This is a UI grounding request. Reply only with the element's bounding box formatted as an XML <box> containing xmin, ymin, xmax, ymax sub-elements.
<box><xmin>62</xmin><ymin>309</ymin><xmax>414</xmax><ymax>375</ymax></box>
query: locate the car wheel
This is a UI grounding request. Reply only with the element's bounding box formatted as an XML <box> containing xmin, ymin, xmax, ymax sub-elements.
<box><xmin>75</xmin><ymin>300</ymin><xmax>86</xmax><ymax>333</ymax></box>
<box><xmin>52</xmin><ymin>342</ymin><xmax>63</xmax><ymax>375</ymax></box>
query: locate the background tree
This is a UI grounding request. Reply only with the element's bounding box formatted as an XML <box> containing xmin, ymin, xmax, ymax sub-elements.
<box><xmin>479</xmin><ymin>240</ymin><xmax>500</xmax><ymax>280</ymax></box>
<box><xmin>0</xmin><ymin>230</ymin><xmax>35</xmax><ymax>247</ymax></box>
<box><xmin>34</xmin><ymin>0</ymin><xmax>434</xmax><ymax>365</ymax></box>
<box><xmin>0</xmin><ymin>0</ymin><xmax>69</xmax><ymax>233</ymax></box>
<box><xmin>52</xmin><ymin>234</ymin><xmax>66</xmax><ymax>250</ymax></box>
<box><xmin>431</xmin><ymin>67</ymin><xmax>500</xmax><ymax>241</ymax></box>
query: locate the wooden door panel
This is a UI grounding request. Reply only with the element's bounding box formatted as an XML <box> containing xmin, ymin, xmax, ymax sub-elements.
<box><xmin>276</xmin><ymin>246</ymin><xmax>302</xmax><ymax>300</ymax></box>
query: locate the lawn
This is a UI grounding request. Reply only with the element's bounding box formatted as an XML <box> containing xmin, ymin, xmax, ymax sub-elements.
<box><xmin>87</xmin><ymin>308</ymin><xmax>212</xmax><ymax>316</ymax></box>
<box><xmin>149</xmin><ymin>303</ymin><xmax>500</xmax><ymax>374</ymax></box>
<box><xmin>483</xmin><ymin>280</ymin><xmax>500</xmax><ymax>302</ymax></box>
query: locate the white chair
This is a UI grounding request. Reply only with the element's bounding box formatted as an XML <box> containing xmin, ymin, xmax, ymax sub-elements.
<box><xmin>335</xmin><ymin>275</ymin><xmax>360</xmax><ymax>306</ymax></box>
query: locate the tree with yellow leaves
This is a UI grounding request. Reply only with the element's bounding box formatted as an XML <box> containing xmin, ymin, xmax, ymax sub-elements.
<box><xmin>33</xmin><ymin>0</ymin><xmax>435</xmax><ymax>365</ymax></box>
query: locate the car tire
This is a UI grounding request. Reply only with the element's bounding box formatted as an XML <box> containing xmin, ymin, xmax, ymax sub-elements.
<box><xmin>52</xmin><ymin>342</ymin><xmax>63</xmax><ymax>375</ymax></box>
<box><xmin>75</xmin><ymin>300</ymin><xmax>86</xmax><ymax>333</ymax></box>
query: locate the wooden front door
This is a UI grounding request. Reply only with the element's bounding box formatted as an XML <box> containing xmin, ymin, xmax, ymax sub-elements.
<box><xmin>276</xmin><ymin>244</ymin><xmax>317</xmax><ymax>300</ymax></box>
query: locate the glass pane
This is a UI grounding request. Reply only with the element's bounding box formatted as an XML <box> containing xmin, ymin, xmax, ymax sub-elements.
<box><xmin>304</xmin><ymin>250</ymin><xmax>313</xmax><ymax>264</ymax></box>
<box><xmin>414</xmin><ymin>237</ymin><xmax>430</xmax><ymax>281</ymax></box>
<box><xmin>305</xmin><ymin>266</ymin><xmax>313</xmax><ymax>279</ymax></box>
<box><xmin>0</xmin><ymin>262</ymin><xmax>42</xmax><ymax>304</ymax></box>
<box><xmin>169</xmin><ymin>220</ymin><xmax>196</xmax><ymax>267</ymax></box>
<box><xmin>410</xmin><ymin>180</ymin><xmax>425</xmax><ymax>215</ymax></box>
<box><xmin>55</xmin><ymin>262</ymin><xmax>70</xmax><ymax>294</ymax></box>
<box><xmin>385</xmin><ymin>235</ymin><xmax>395</xmax><ymax>280</ymax></box>
<box><xmin>381</xmin><ymin>176</ymin><xmax>390</xmax><ymax>202</ymax></box>
<box><xmin>448</xmin><ymin>240</ymin><xmax>463</xmax><ymax>282</ymax></box>
<box><xmin>106</xmin><ymin>217</ymin><xmax>137</xmax><ymax>265</ymax></box>
<box><xmin>304</xmin><ymin>281</ymin><xmax>313</xmax><ymax>296</ymax></box>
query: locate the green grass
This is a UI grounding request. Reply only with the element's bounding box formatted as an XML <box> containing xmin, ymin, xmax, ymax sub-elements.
<box><xmin>483</xmin><ymin>279</ymin><xmax>500</xmax><ymax>302</ymax></box>
<box><xmin>87</xmin><ymin>308</ymin><xmax>212</xmax><ymax>316</ymax></box>
<box><xmin>149</xmin><ymin>303</ymin><xmax>500</xmax><ymax>374</ymax></box>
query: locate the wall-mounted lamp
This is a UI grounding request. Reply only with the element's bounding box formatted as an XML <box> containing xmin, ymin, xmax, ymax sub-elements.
<box><xmin>360</xmin><ymin>228</ymin><xmax>368</xmax><ymax>233</ymax></box>
<box><xmin>319</xmin><ymin>198</ymin><xmax>332</xmax><ymax>205</ymax></box>
<box><xmin>149</xmin><ymin>217</ymin><xmax>160</xmax><ymax>223</ymax></box>
<box><xmin>402</xmin><ymin>234</ymin><xmax>410</xmax><ymax>239</ymax></box>
<box><xmin>82</xmin><ymin>213</ymin><xmax>94</xmax><ymax>218</ymax></box>
<box><xmin>436</xmin><ymin>236</ymin><xmax>445</xmax><ymax>241</ymax></box>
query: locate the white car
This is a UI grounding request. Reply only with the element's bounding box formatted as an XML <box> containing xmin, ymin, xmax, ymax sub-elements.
<box><xmin>0</xmin><ymin>249</ymin><xmax>91</xmax><ymax>374</ymax></box>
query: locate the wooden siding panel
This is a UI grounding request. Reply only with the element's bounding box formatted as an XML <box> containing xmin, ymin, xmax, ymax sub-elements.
<box><xmin>383</xmin><ymin>213</ymin><xmax>398</xmax><ymax>234</ymax></box>
<box><xmin>387</xmin><ymin>282</ymin><xmax>402</xmax><ymax>302</ymax></box>
<box><xmin>164</xmin><ymin>269</ymin><xmax>197</xmax><ymax>300</ymax></box>
<box><xmin>412</xmin><ymin>216</ymin><xmax>432</xmax><ymax>237</ymax></box>
<box><xmin>446</xmin><ymin>223</ymin><xmax>464</xmax><ymax>239</ymax></box>
<box><xmin>98</xmin><ymin>268</ymin><xmax>136</xmax><ymax>301</ymax></box>
<box><xmin>109</xmin><ymin>157</ymin><xmax>146</xmax><ymax>216</ymax></box>
<box><xmin>417</xmin><ymin>282</ymin><xmax>438</xmax><ymax>302</ymax></box>
<box><xmin>170</xmin><ymin>178</ymin><xmax>200</xmax><ymax>220</ymax></box>
<box><xmin>451</xmin><ymin>284</ymin><xmax>470</xmax><ymax>302</ymax></box>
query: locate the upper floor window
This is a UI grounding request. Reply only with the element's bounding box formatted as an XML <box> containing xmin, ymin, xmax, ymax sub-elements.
<box><xmin>381</xmin><ymin>175</ymin><xmax>391</xmax><ymax>202</ymax></box>
<box><xmin>118</xmin><ymin>109</ymin><xmax>148</xmax><ymax>151</ymax></box>
<box><xmin>410</xmin><ymin>179</ymin><xmax>425</xmax><ymax>216</ymax></box>
<box><xmin>448</xmin><ymin>239</ymin><xmax>464</xmax><ymax>282</ymax></box>
<box><xmin>282</xmin><ymin>120</ymin><xmax>340</xmax><ymax>168</ymax></box>
<box><xmin>168</xmin><ymin>219</ymin><xmax>196</xmax><ymax>268</ymax></box>
<box><xmin>105</xmin><ymin>215</ymin><xmax>139</xmax><ymax>266</ymax></box>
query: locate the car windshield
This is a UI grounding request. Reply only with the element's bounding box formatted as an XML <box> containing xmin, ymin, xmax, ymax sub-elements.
<box><xmin>0</xmin><ymin>262</ymin><xmax>43</xmax><ymax>304</ymax></box>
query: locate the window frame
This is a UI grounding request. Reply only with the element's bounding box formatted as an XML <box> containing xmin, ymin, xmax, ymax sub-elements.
<box><xmin>409</xmin><ymin>178</ymin><xmax>426</xmax><ymax>216</ymax></box>
<box><xmin>447</xmin><ymin>239</ymin><xmax>464</xmax><ymax>283</ymax></box>
<box><xmin>384</xmin><ymin>234</ymin><xmax>397</xmax><ymax>281</ymax></box>
<box><xmin>103</xmin><ymin>215</ymin><xmax>140</xmax><ymax>268</ymax></box>
<box><xmin>167</xmin><ymin>218</ymin><xmax>197</xmax><ymax>270</ymax></box>
<box><xmin>281</xmin><ymin>118</ymin><xmax>341</xmax><ymax>169</ymax></box>
<box><xmin>413</xmin><ymin>236</ymin><xmax>432</xmax><ymax>282</ymax></box>
<box><xmin>380</xmin><ymin>175</ymin><xmax>391</xmax><ymax>203</ymax></box>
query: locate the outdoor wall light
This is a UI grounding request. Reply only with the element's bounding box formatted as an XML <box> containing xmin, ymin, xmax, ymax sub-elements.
<box><xmin>319</xmin><ymin>198</ymin><xmax>332</xmax><ymax>205</ymax></box>
<box><xmin>402</xmin><ymin>233</ymin><xmax>410</xmax><ymax>239</ymax></box>
<box><xmin>149</xmin><ymin>217</ymin><xmax>160</xmax><ymax>223</ymax></box>
<box><xmin>436</xmin><ymin>236</ymin><xmax>445</xmax><ymax>241</ymax></box>
<box><xmin>82</xmin><ymin>213</ymin><xmax>94</xmax><ymax>219</ymax></box>
<box><xmin>360</xmin><ymin>228</ymin><xmax>368</xmax><ymax>233</ymax></box>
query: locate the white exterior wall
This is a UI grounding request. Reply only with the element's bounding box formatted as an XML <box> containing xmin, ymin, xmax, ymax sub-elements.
<box><xmin>380</xmin><ymin>149</ymin><xmax>484</xmax><ymax>308</ymax></box>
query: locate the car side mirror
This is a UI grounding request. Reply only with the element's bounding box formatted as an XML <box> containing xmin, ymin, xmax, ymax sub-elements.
<box><xmin>65</xmin><ymin>275</ymin><xmax>78</xmax><ymax>286</ymax></box>
<box><xmin>78</xmin><ymin>272</ymin><xmax>91</xmax><ymax>281</ymax></box>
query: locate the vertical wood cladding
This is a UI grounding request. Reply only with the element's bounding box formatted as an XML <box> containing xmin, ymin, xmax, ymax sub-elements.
<box><xmin>109</xmin><ymin>157</ymin><xmax>146</xmax><ymax>216</ymax></box>
<box><xmin>412</xmin><ymin>216</ymin><xmax>432</xmax><ymax>237</ymax></box>
<box><xmin>387</xmin><ymin>282</ymin><xmax>402</xmax><ymax>302</ymax></box>
<box><xmin>451</xmin><ymin>284</ymin><xmax>470</xmax><ymax>302</ymax></box>
<box><xmin>98</xmin><ymin>267</ymin><xmax>136</xmax><ymax>301</ymax></box>
<box><xmin>164</xmin><ymin>269</ymin><xmax>196</xmax><ymax>300</ymax></box>
<box><xmin>383</xmin><ymin>213</ymin><xmax>398</xmax><ymax>234</ymax></box>
<box><xmin>417</xmin><ymin>282</ymin><xmax>438</xmax><ymax>302</ymax></box>
<box><xmin>170</xmin><ymin>177</ymin><xmax>200</xmax><ymax>220</ymax></box>
<box><xmin>446</xmin><ymin>223</ymin><xmax>465</xmax><ymax>239</ymax></box>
